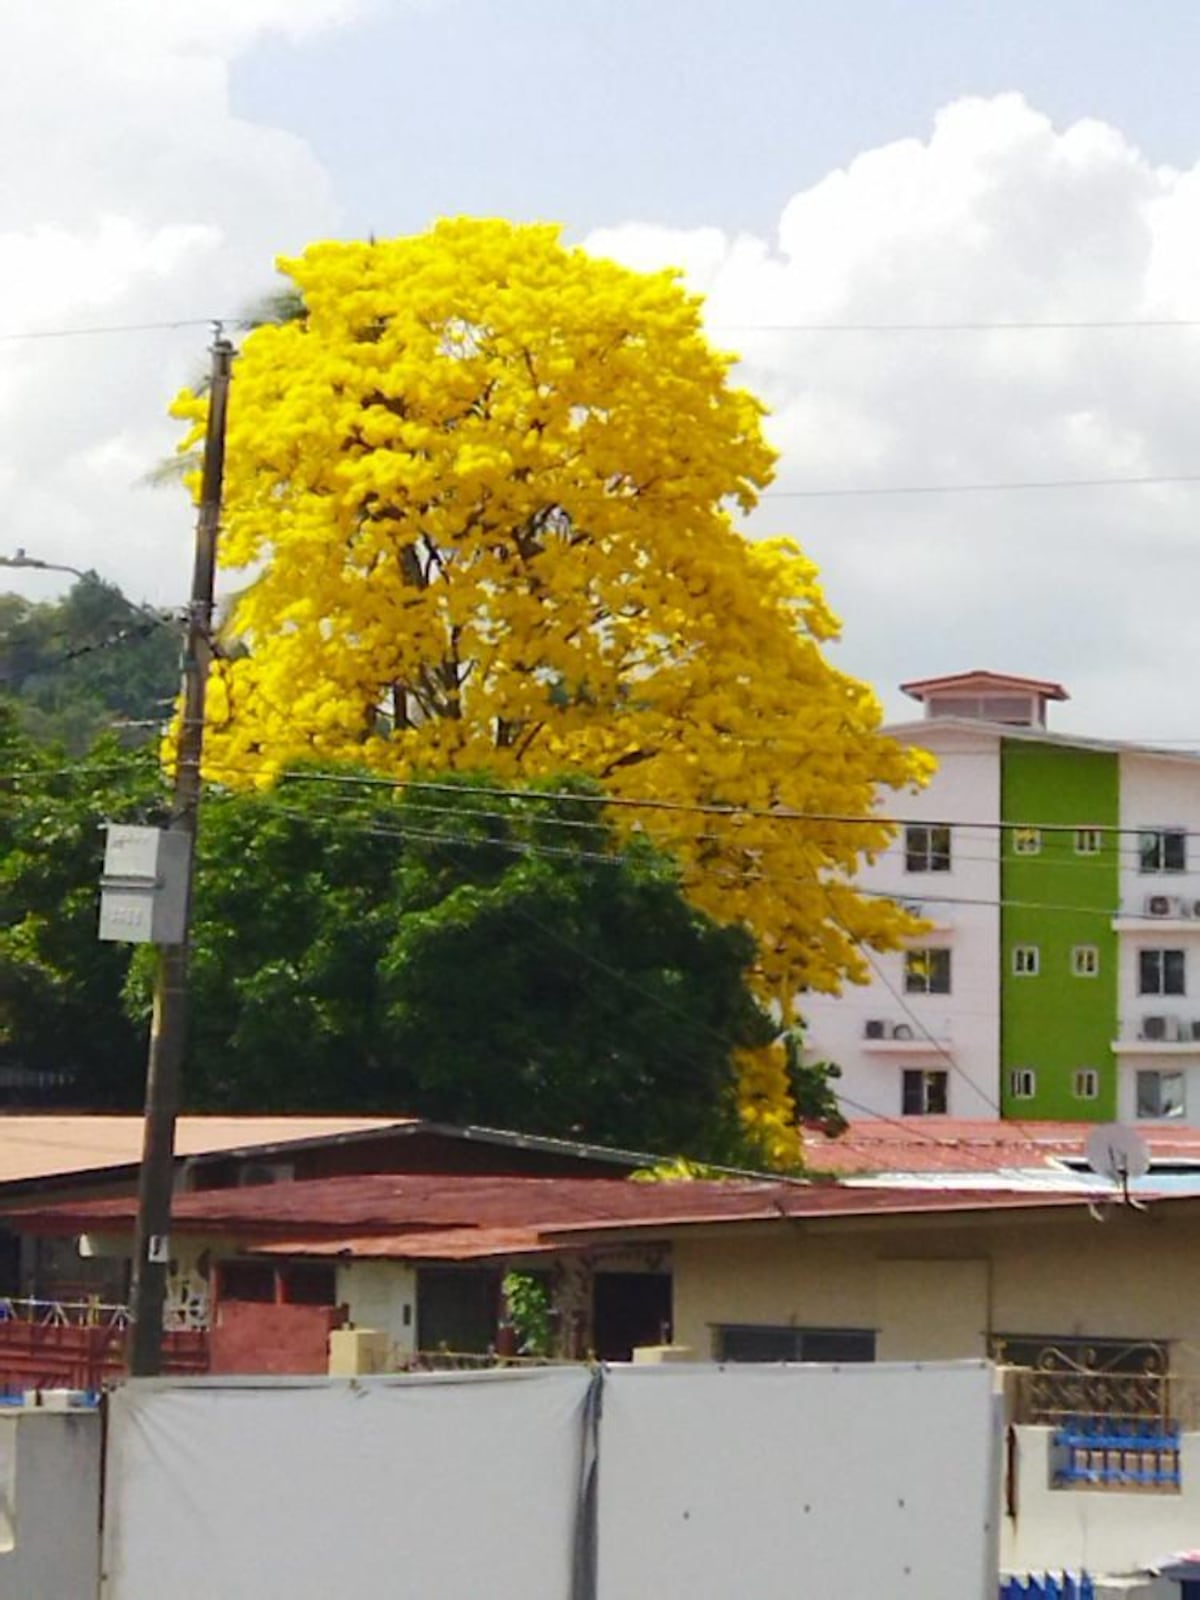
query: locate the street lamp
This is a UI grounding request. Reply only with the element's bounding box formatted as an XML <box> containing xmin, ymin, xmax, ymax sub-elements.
<box><xmin>0</xmin><ymin>550</ymin><xmax>88</xmax><ymax>581</ymax></box>
<box><xmin>0</xmin><ymin>550</ymin><xmax>177</xmax><ymax>633</ymax></box>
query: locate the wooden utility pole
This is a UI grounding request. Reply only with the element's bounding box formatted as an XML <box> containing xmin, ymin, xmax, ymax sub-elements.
<box><xmin>128</xmin><ymin>330</ymin><xmax>234</xmax><ymax>1376</ymax></box>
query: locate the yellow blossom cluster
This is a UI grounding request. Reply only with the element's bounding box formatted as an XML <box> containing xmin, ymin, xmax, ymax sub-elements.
<box><xmin>170</xmin><ymin>218</ymin><xmax>931</xmax><ymax>1165</ymax></box>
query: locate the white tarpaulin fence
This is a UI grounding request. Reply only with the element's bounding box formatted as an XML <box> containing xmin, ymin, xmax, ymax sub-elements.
<box><xmin>596</xmin><ymin>1363</ymin><xmax>998</xmax><ymax>1600</ymax></box>
<box><xmin>101</xmin><ymin>1361</ymin><xmax>998</xmax><ymax>1600</ymax></box>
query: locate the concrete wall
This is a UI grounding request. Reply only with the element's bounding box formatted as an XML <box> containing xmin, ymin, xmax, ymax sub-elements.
<box><xmin>0</xmin><ymin>1410</ymin><xmax>100</xmax><ymax>1600</ymax></box>
<box><xmin>802</xmin><ymin>720</ymin><xmax>1002</xmax><ymax>1122</ymax></box>
<box><xmin>1003</xmin><ymin>1425</ymin><xmax>1200</xmax><ymax>1582</ymax></box>
<box><xmin>669</xmin><ymin>1203</ymin><xmax>1200</xmax><ymax>1359</ymax></box>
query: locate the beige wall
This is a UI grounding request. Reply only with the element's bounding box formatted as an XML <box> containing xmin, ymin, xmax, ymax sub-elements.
<box><xmin>670</xmin><ymin>1205</ymin><xmax>1200</xmax><ymax>1361</ymax></box>
<box><xmin>335</xmin><ymin>1260</ymin><xmax>417</xmax><ymax>1358</ymax></box>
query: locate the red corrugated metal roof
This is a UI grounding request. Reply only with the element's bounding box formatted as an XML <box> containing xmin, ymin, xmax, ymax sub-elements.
<box><xmin>254</xmin><ymin>1227</ymin><xmax>557</xmax><ymax>1262</ymax></box>
<box><xmin>12</xmin><ymin>1171</ymin><xmax>1105</xmax><ymax>1262</ymax></box>
<box><xmin>804</xmin><ymin>1118</ymin><xmax>1200</xmax><ymax>1175</ymax></box>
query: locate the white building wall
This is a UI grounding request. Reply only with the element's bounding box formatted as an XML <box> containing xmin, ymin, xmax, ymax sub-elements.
<box><xmin>802</xmin><ymin>723</ymin><xmax>1002</xmax><ymax>1122</ymax></box>
<box><xmin>1116</xmin><ymin>753</ymin><xmax>1200</xmax><ymax>1127</ymax></box>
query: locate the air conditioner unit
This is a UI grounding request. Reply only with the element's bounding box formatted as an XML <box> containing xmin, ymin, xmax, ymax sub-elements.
<box><xmin>1142</xmin><ymin>1015</ymin><xmax>1181</xmax><ymax>1042</ymax></box>
<box><xmin>1147</xmin><ymin>894</ymin><xmax>1182</xmax><ymax>918</ymax></box>
<box><xmin>892</xmin><ymin>1023</ymin><xmax>915</xmax><ymax>1041</ymax></box>
<box><xmin>864</xmin><ymin>1019</ymin><xmax>889</xmax><ymax>1039</ymax></box>
<box><xmin>1189</xmin><ymin>1020</ymin><xmax>1200</xmax><ymax>1041</ymax></box>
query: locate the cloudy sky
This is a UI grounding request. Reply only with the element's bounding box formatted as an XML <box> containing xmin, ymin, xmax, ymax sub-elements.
<box><xmin>6</xmin><ymin>0</ymin><xmax>1200</xmax><ymax>739</ymax></box>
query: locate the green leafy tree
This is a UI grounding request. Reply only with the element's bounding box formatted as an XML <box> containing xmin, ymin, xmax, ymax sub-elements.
<box><xmin>0</xmin><ymin>575</ymin><xmax>181</xmax><ymax>752</ymax></box>
<box><xmin>783</xmin><ymin>1026</ymin><xmax>849</xmax><ymax>1137</ymax></box>
<box><xmin>128</xmin><ymin>773</ymin><xmax>781</xmax><ymax>1160</ymax></box>
<box><xmin>0</xmin><ymin>712</ymin><xmax>165</xmax><ymax>1103</ymax></box>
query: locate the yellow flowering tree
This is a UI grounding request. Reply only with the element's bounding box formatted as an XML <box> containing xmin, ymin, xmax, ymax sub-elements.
<box><xmin>172</xmin><ymin>218</ymin><xmax>929</xmax><ymax>1163</ymax></box>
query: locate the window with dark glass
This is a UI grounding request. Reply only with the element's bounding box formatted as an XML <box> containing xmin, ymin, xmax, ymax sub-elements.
<box><xmin>1137</xmin><ymin>1070</ymin><xmax>1186</xmax><ymax>1120</ymax></box>
<box><xmin>1139</xmin><ymin>829</ymin><xmax>1187</xmax><ymax>874</ymax></box>
<box><xmin>1008</xmin><ymin>1068</ymin><xmax>1037</xmax><ymax>1100</ymax></box>
<box><xmin>1139</xmin><ymin>948</ymin><xmax>1186</xmax><ymax>996</ymax></box>
<box><xmin>716</xmin><ymin>1325</ymin><xmax>876</xmax><ymax>1363</ymax></box>
<box><xmin>904</xmin><ymin>948</ymin><xmax>951</xmax><ymax>994</ymax></box>
<box><xmin>904</xmin><ymin>824</ymin><xmax>952</xmax><ymax>873</ymax></box>
<box><xmin>902</xmin><ymin>1068</ymin><xmax>948</xmax><ymax>1116</ymax></box>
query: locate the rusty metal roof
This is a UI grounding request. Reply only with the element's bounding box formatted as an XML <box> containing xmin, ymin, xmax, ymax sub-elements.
<box><xmin>0</xmin><ymin>1114</ymin><xmax>670</xmax><ymax>1194</ymax></box>
<box><xmin>11</xmin><ymin>1170</ymin><xmax>1110</xmax><ymax>1263</ymax></box>
<box><xmin>804</xmin><ymin>1118</ymin><xmax>1200</xmax><ymax>1176</ymax></box>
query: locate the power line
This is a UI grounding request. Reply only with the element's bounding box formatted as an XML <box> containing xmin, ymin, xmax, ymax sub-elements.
<box><xmin>761</xmin><ymin>472</ymin><xmax>1200</xmax><ymax>500</ymax></box>
<box><xmin>0</xmin><ymin>753</ymin><xmax>1129</xmax><ymax>1172</ymax></box>
<box><xmin>6</xmin><ymin>313</ymin><xmax>1200</xmax><ymax>346</ymax></box>
<box><xmin>819</xmin><ymin>886</ymin><xmax>1060</xmax><ymax>1163</ymax></box>
<box><xmin>7</xmin><ymin>748</ymin><xmax>1200</xmax><ymax>923</ymax></box>
<box><xmin>13</xmin><ymin>744</ymin><xmax>1200</xmax><ymax>891</ymax></box>
<box><xmin>0</xmin><ymin>317</ymin><xmax>222</xmax><ymax>345</ymax></box>
<box><xmin>241</xmin><ymin>793</ymin><xmax>1068</xmax><ymax>1176</ymax></box>
<box><xmin>260</xmin><ymin>766</ymin><xmax>1200</xmax><ymax>845</ymax></box>
<box><xmin>253</xmin><ymin>795</ymin><xmax>1107</xmax><ymax>1177</ymax></box>
<box><xmin>228</xmin><ymin>783</ymin><xmax>1200</xmax><ymax>916</ymax></box>
<box><xmin>710</xmin><ymin>317</ymin><xmax>1200</xmax><ymax>333</ymax></box>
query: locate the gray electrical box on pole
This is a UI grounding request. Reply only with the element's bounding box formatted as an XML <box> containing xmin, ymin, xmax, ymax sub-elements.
<box><xmin>98</xmin><ymin>825</ymin><xmax>191</xmax><ymax>945</ymax></box>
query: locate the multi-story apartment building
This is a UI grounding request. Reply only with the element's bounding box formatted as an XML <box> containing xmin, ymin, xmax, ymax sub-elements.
<box><xmin>803</xmin><ymin>670</ymin><xmax>1200</xmax><ymax>1125</ymax></box>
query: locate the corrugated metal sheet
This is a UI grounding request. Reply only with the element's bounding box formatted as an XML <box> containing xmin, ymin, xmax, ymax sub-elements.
<box><xmin>804</xmin><ymin>1117</ymin><xmax>1200</xmax><ymax>1176</ymax></box>
<box><xmin>12</xmin><ymin>1172</ymin><xmax>1101</xmax><ymax>1266</ymax></box>
<box><xmin>0</xmin><ymin>1115</ymin><xmax>411</xmax><ymax>1184</ymax></box>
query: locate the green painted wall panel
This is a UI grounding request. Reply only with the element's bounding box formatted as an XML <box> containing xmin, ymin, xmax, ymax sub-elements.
<box><xmin>1000</xmin><ymin>742</ymin><xmax>1119</xmax><ymax>1120</ymax></box>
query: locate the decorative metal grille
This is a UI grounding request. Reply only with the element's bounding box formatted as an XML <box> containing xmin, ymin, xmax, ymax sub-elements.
<box><xmin>995</xmin><ymin>1337</ymin><xmax>1171</xmax><ymax>1427</ymax></box>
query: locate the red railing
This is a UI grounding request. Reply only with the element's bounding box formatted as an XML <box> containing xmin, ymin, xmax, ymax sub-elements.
<box><xmin>0</xmin><ymin>1300</ymin><xmax>208</xmax><ymax>1392</ymax></box>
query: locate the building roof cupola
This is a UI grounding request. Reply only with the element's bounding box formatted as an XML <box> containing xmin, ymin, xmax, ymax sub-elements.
<box><xmin>899</xmin><ymin>670</ymin><xmax>1069</xmax><ymax>729</ymax></box>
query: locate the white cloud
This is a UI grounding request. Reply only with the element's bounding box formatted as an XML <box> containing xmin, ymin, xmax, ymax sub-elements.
<box><xmin>0</xmin><ymin>3</ymin><xmax>359</xmax><ymax>605</ymax></box>
<box><xmin>6</xmin><ymin>66</ymin><xmax>1200</xmax><ymax>747</ymax></box>
<box><xmin>587</xmin><ymin>94</ymin><xmax>1200</xmax><ymax>742</ymax></box>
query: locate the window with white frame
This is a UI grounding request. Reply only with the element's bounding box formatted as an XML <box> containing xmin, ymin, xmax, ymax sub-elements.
<box><xmin>901</xmin><ymin>1069</ymin><xmax>948</xmax><ymax>1116</ymax></box>
<box><xmin>1075</xmin><ymin>828</ymin><xmax>1104</xmax><ymax>856</ymax></box>
<box><xmin>1139</xmin><ymin>828</ymin><xmax>1187</xmax><ymax>874</ymax></box>
<box><xmin>1137</xmin><ymin>1070</ymin><xmax>1185</xmax><ymax>1120</ymax></box>
<box><xmin>1012</xmin><ymin>827</ymin><xmax>1042</xmax><ymax>856</ymax></box>
<box><xmin>1012</xmin><ymin>945</ymin><xmax>1040</xmax><ymax>976</ymax></box>
<box><xmin>1073</xmin><ymin>1068</ymin><xmax>1099</xmax><ymax>1100</ymax></box>
<box><xmin>904</xmin><ymin>948</ymin><xmax>951</xmax><ymax>995</ymax></box>
<box><xmin>1008</xmin><ymin>1068</ymin><xmax>1037</xmax><ymax>1100</ymax></box>
<box><xmin>1139</xmin><ymin>948</ymin><xmax>1186</xmax><ymax>996</ymax></box>
<box><xmin>904</xmin><ymin>823</ymin><xmax>952</xmax><ymax>873</ymax></box>
<box><xmin>1071</xmin><ymin>945</ymin><xmax>1100</xmax><ymax>978</ymax></box>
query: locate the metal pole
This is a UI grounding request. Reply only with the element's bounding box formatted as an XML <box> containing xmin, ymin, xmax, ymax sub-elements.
<box><xmin>128</xmin><ymin>331</ymin><xmax>233</xmax><ymax>1376</ymax></box>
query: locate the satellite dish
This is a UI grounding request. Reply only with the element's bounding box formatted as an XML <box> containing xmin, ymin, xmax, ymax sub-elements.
<box><xmin>1085</xmin><ymin>1124</ymin><xmax>1151</xmax><ymax>1186</ymax></box>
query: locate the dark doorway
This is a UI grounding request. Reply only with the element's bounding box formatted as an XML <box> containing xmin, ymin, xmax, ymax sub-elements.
<box><xmin>0</xmin><ymin>1229</ymin><xmax>21</xmax><ymax>1296</ymax></box>
<box><xmin>417</xmin><ymin>1267</ymin><xmax>500</xmax><ymax>1354</ymax></box>
<box><xmin>592</xmin><ymin>1272</ymin><xmax>672</xmax><ymax>1361</ymax></box>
